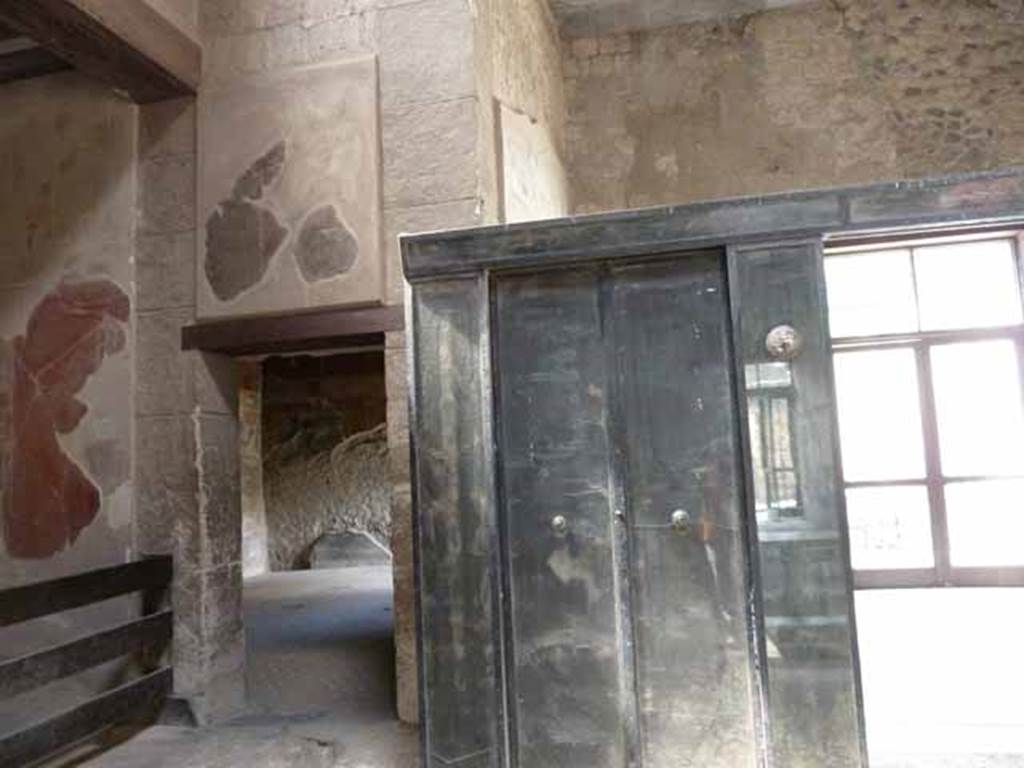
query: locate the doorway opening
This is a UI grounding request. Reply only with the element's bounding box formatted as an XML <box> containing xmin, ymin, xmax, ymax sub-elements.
<box><xmin>824</xmin><ymin>231</ymin><xmax>1024</xmax><ymax>767</ymax></box>
<box><xmin>237</xmin><ymin>350</ymin><xmax>398</xmax><ymax>726</ymax></box>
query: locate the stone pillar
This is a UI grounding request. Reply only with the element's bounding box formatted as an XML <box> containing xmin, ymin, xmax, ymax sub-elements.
<box><xmin>134</xmin><ymin>97</ymin><xmax>244</xmax><ymax>722</ymax></box>
<box><xmin>239</xmin><ymin>362</ymin><xmax>269</xmax><ymax>577</ymax></box>
<box><xmin>378</xmin><ymin>0</ymin><xmax>493</xmax><ymax>724</ymax></box>
<box><xmin>196</xmin><ymin>0</ymin><xmax>502</xmax><ymax>724</ymax></box>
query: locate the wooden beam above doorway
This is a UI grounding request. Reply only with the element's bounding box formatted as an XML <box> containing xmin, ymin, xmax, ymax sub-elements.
<box><xmin>181</xmin><ymin>305</ymin><xmax>406</xmax><ymax>357</ymax></box>
<box><xmin>0</xmin><ymin>0</ymin><xmax>200</xmax><ymax>102</ymax></box>
<box><xmin>0</xmin><ymin>24</ymin><xmax>71</xmax><ymax>85</ymax></box>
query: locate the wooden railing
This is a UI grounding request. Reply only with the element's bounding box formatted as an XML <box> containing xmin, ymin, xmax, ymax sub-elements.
<box><xmin>0</xmin><ymin>555</ymin><xmax>174</xmax><ymax>766</ymax></box>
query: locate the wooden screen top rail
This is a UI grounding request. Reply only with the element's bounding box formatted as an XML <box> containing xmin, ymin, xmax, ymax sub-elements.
<box><xmin>0</xmin><ymin>555</ymin><xmax>172</xmax><ymax>628</ymax></box>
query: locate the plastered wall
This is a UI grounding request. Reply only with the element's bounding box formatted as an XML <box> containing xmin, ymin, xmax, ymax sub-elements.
<box><xmin>0</xmin><ymin>71</ymin><xmax>139</xmax><ymax>732</ymax></box>
<box><xmin>479</xmin><ymin>0</ymin><xmax>571</xmax><ymax>221</ymax></box>
<box><xmin>564</xmin><ymin>0</ymin><xmax>1024</xmax><ymax>213</ymax></box>
<box><xmin>0</xmin><ymin>72</ymin><xmax>136</xmax><ymax>583</ymax></box>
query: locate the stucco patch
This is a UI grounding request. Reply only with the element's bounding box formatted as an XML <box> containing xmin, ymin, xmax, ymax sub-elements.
<box><xmin>232</xmin><ymin>141</ymin><xmax>287</xmax><ymax>202</ymax></box>
<box><xmin>204</xmin><ymin>142</ymin><xmax>290</xmax><ymax>302</ymax></box>
<box><xmin>295</xmin><ymin>204</ymin><xmax>358</xmax><ymax>282</ymax></box>
<box><xmin>205</xmin><ymin>199</ymin><xmax>288</xmax><ymax>302</ymax></box>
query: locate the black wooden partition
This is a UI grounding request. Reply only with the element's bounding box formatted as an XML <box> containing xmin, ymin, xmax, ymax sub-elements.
<box><xmin>401</xmin><ymin>167</ymin><xmax>1024</xmax><ymax>768</ymax></box>
<box><xmin>0</xmin><ymin>555</ymin><xmax>174</xmax><ymax>766</ymax></box>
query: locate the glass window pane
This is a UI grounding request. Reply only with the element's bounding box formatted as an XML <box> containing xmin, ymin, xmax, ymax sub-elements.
<box><xmin>914</xmin><ymin>239</ymin><xmax>1022</xmax><ymax>331</ymax></box>
<box><xmin>834</xmin><ymin>349</ymin><xmax>926</xmax><ymax>481</ymax></box>
<box><xmin>845</xmin><ymin>485</ymin><xmax>933</xmax><ymax>570</ymax></box>
<box><xmin>931</xmin><ymin>340</ymin><xmax>1024</xmax><ymax>477</ymax></box>
<box><xmin>825</xmin><ymin>250</ymin><xmax>918</xmax><ymax>337</ymax></box>
<box><xmin>946</xmin><ymin>479</ymin><xmax>1024</xmax><ymax>566</ymax></box>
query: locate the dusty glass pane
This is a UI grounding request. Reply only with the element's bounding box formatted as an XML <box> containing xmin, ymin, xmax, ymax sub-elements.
<box><xmin>946</xmin><ymin>479</ymin><xmax>1024</xmax><ymax>567</ymax></box>
<box><xmin>824</xmin><ymin>250</ymin><xmax>918</xmax><ymax>338</ymax></box>
<box><xmin>845</xmin><ymin>485</ymin><xmax>933</xmax><ymax>570</ymax></box>
<box><xmin>914</xmin><ymin>240</ymin><xmax>1022</xmax><ymax>331</ymax></box>
<box><xmin>931</xmin><ymin>340</ymin><xmax>1024</xmax><ymax>477</ymax></box>
<box><xmin>834</xmin><ymin>349</ymin><xmax>926</xmax><ymax>482</ymax></box>
<box><xmin>748</xmin><ymin>394</ymin><xmax>800</xmax><ymax>519</ymax></box>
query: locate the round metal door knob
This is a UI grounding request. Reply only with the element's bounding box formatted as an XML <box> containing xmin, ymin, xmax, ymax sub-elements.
<box><xmin>551</xmin><ymin>515</ymin><xmax>568</xmax><ymax>535</ymax></box>
<box><xmin>765</xmin><ymin>324</ymin><xmax>803</xmax><ymax>361</ymax></box>
<box><xmin>670</xmin><ymin>508</ymin><xmax>692</xmax><ymax>533</ymax></box>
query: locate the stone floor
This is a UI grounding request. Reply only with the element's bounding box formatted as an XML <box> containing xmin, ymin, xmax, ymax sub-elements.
<box><xmin>43</xmin><ymin>569</ymin><xmax>1024</xmax><ymax>767</ymax></box>
<box><xmin>64</xmin><ymin>566</ymin><xmax>418</xmax><ymax>768</ymax></box>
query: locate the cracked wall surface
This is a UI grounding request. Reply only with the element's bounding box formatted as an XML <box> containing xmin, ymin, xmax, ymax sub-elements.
<box><xmin>564</xmin><ymin>0</ymin><xmax>1024</xmax><ymax>213</ymax></box>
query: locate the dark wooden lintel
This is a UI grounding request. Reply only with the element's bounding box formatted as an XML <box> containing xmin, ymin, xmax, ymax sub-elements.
<box><xmin>0</xmin><ymin>0</ymin><xmax>199</xmax><ymax>103</ymax></box>
<box><xmin>181</xmin><ymin>305</ymin><xmax>405</xmax><ymax>357</ymax></box>
<box><xmin>0</xmin><ymin>44</ymin><xmax>71</xmax><ymax>84</ymax></box>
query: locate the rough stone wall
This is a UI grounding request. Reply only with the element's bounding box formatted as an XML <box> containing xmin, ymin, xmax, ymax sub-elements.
<box><xmin>265</xmin><ymin>424</ymin><xmax>389</xmax><ymax>571</ymax></box>
<box><xmin>261</xmin><ymin>352</ymin><xmax>388</xmax><ymax>572</ymax></box>
<box><xmin>133</xmin><ymin>93</ymin><xmax>244</xmax><ymax>722</ymax></box>
<box><xmin>563</xmin><ymin>0</ymin><xmax>1024</xmax><ymax>213</ymax></box>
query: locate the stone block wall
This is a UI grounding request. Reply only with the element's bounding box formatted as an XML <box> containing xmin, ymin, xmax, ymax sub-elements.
<box><xmin>563</xmin><ymin>0</ymin><xmax>1024</xmax><ymax>214</ymax></box>
<box><xmin>134</xmin><ymin>95</ymin><xmax>245</xmax><ymax>722</ymax></box>
<box><xmin>197</xmin><ymin>0</ymin><xmax>495</xmax><ymax>724</ymax></box>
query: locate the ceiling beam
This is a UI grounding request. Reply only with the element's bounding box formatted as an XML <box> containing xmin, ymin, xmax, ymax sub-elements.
<box><xmin>0</xmin><ymin>0</ymin><xmax>199</xmax><ymax>103</ymax></box>
<box><xmin>0</xmin><ymin>43</ymin><xmax>71</xmax><ymax>85</ymax></box>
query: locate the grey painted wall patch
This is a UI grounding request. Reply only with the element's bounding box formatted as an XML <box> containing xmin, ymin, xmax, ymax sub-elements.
<box><xmin>295</xmin><ymin>204</ymin><xmax>358</xmax><ymax>282</ymax></box>
<box><xmin>233</xmin><ymin>141</ymin><xmax>286</xmax><ymax>201</ymax></box>
<box><xmin>205</xmin><ymin>142</ymin><xmax>289</xmax><ymax>302</ymax></box>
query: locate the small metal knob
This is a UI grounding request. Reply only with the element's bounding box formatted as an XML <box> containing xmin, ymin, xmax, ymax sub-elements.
<box><xmin>765</xmin><ymin>324</ymin><xmax>803</xmax><ymax>361</ymax></box>
<box><xmin>670</xmin><ymin>509</ymin><xmax>691</xmax><ymax>534</ymax></box>
<box><xmin>551</xmin><ymin>515</ymin><xmax>568</xmax><ymax>535</ymax></box>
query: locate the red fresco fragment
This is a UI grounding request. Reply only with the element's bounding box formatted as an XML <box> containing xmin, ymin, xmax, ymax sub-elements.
<box><xmin>4</xmin><ymin>279</ymin><xmax>129</xmax><ymax>559</ymax></box>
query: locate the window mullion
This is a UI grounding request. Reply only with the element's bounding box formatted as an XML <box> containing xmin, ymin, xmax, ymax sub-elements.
<box><xmin>915</xmin><ymin>344</ymin><xmax>950</xmax><ymax>582</ymax></box>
